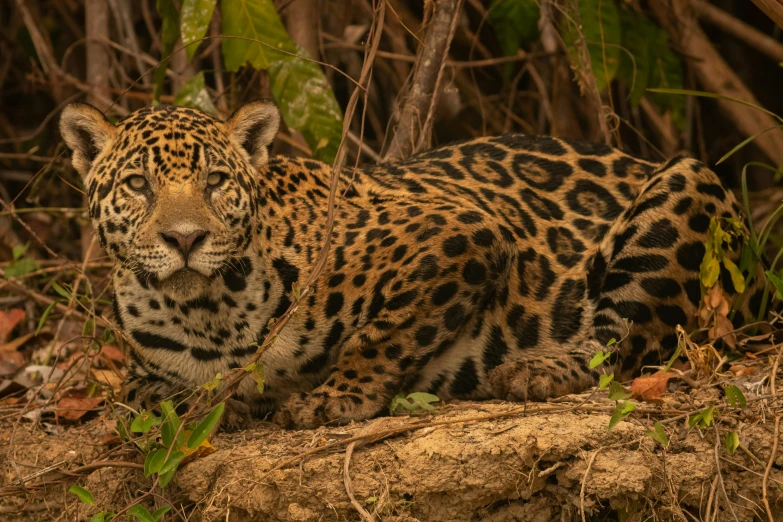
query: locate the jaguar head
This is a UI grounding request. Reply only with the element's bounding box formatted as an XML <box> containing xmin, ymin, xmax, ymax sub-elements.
<box><xmin>60</xmin><ymin>102</ymin><xmax>280</xmax><ymax>299</ymax></box>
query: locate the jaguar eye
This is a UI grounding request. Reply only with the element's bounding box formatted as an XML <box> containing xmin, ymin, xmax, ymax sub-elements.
<box><xmin>206</xmin><ymin>172</ymin><xmax>226</xmax><ymax>188</ymax></box>
<box><xmin>126</xmin><ymin>175</ymin><xmax>148</xmax><ymax>191</ymax></box>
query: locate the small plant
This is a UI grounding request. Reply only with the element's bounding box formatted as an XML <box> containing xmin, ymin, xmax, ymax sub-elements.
<box><xmin>590</xmin><ymin>335</ymin><xmax>638</xmax><ymax>430</ymax></box>
<box><xmin>644</xmin><ymin>422</ymin><xmax>669</xmax><ymax>447</ymax></box>
<box><xmin>3</xmin><ymin>243</ymin><xmax>41</xmax><ymax>279</ymax></box>
<box><xmin>688</xmin><ymin>406</ymin><xmax>715</xmax><ymax>430</ymax></box>
<box><xmin>724</xmin><ymin>385</ymin><xmax>747</xmax><ymax>408</ymax></box>
<box><xmin>69</xmin><ymin>399</ymin><xmax>224</xmax><ymax>520</ymax></box>
<box><xmin>389</xmin><ymin>392</ymin><xmax>440</xmax><ymax>415</ymax></box>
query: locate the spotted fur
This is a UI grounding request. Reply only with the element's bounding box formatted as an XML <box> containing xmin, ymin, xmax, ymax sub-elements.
<box><xmin>59</xmin><ymin>102</ymin><xmax>766</xmax><ymax>428</ymax></box>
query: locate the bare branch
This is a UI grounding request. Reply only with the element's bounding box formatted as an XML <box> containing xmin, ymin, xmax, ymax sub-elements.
<box><xmin>384</xmin><ymin>0</ymin><xmax>464</xmax><ymax>162</ymax></box>
<box><xmin>650</xmin><ymin>1</ymin><xmax>783</xmax><ymax>167</ymax></box>
<box><xmin>693</xmin><ymin>0</ymin><xmax>783</xmax><ymax>63</ymax></box>
<box><xmin>750</xmin><ymin>0</ymin><xmax>783</xmax><ymax>31</ymax></box>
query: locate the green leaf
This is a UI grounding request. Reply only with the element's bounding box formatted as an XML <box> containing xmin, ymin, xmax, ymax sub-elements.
<box><xmin>82</xmin><ymin>318</ymin><xmax>95</xmax><ymax>338</ymax></box>
<box><xmin>159</xmin><ymin>450</ymin><xmax>185</xmax><ymax>475</ymax></box>
<box><xmin>700</xmin><ymin>251</ymin><xmax>720</xmax><ymax>289</ymax></box>
<box><xmin>131</xmin><ymin>410</ymin><xmax>162</xmax><ymax>434</ymax></box>
<box><xmin>615</xmin><ymin>6</ymin><xmax>654</xmax><ymax>105</ymax></box>
<box><xmin>253</xmin><ymin>362</ymin><xmax>266</xmax><ymax>394</ymax></box>
<box><xmin>221</xmin><ymin>0</ymin><xmax>343</xmax><ymax>162</ymax></box>
<box><xmin>561</xmin><ymin>0</ymin><xmax>622</xmax><ymax>92</ymax></box>
<box><xmin>725</xmin><ymin>385</ymin><xmax>747</xmax><ymax>408</ymax></box>
<box><xmin>267</xmin><ymin>56</ymin><xmax>343</xmax><ymax>162</ymax></box>
<box><xmin>180</xmin><ymin>0</ymin><xmax>216</xmax><ymax>59</ymax></box>
<box><xmin>222</xmin><ymin>0</ymin><xmax>289</xmax><ymax>70</ymax></box>
<box><xmin>389</xmin><ymin>392</ymin><xmax>439</xmax><ymax>414</ymax></box>
<box><xmin>187</xmin><ymin>402</ymin><xmax>225</xmax><ymax>449</ymax></box>
<box><xmin>608</xmin><ymin>380</ymin><xmax>633</xmax><ymax>400</ymax></box>
<box><xmin>487</xmin><ymin>0</ymin><xmax>538</xmax><ymax>78</ymax></box>
<box><xmin>738</xmin><ymin>242</ymin><xmax>756</xmax><ymax>274</ymax></box>
<box><xmin>599</xmin><ymin>373</ymin><xmax>614</xmax><ymax>390</ymax></box>
<box><xmin>766</xmin><ymin>270</ymin><xmax>783</xmax><ymax>300</ymax></box>
<box><xmin>155</xmin><ymin>0</ymin><xmax>181</xmax><ymax>103</ymax></box>
<box><xmin>68</xmin><ymin>485</ymin><xmax>94</xmax><ymax>505</ymax></box>
<box><xmin>90</xmin><ymin>512</ymin><xmax>107</xmax><ymax>522</ymax></box>
<box><xmin>589</xmin><ymin>350</ymin><xmax>612</xmax><ymax>369</ymax></box>
<box><xmin>614</xmin><ymin>3</ymin><xmax>684</xmax><ymax>124</ymax></box>
<box><xmin>152</xmin><ymin>506</ymin><xmax>172</xmax><ymax>522</ymax></box>
<box><xmin>725</xmin><ymin>431</ymin><xmax>740</xmax><ymax>455</ymax></box>
<box><xmin>644</xmin><ymin>421</ymin><xmax>669</xmax><ymax>446</ymax></box>
<box><xmin>201</xmin><ymin>372</ymin><xmax>221</xmax><ymax>392</ymax></box>
<box><xmin>159</xmin><ymin>401</ymin><xmax>182</xmax><ymax>448</ymax></box>
<box><xmin>389</xmin><ymin>393</ymin><xmax>411</xmax><ymax>414</ymax></box>
<box><xmin>144</xmin><ymin>448</ymin><xmax>167</xmax><ymax>476</ymax></box>
<box><xmin>606</xmin><ymin>338</ymin><xmax>617</xmax><ymax>347</ymax></box>
<box><xmin>643</xmin><ymin>24</ymin><xmax>685</xmax><ymax>128</ymax></box>
<box><xmin>158</xmin><ymin>465</ymin><xmax>177</xmax><ymax>488</ymax></box>
<box><xmin>174</xmin><ymin>71</ymin><xmax>218</xmax><ymax>116</ymax></box>
<box><xmin>5</xmin><ymin>257</ymin><xmax>41</xmax><ymax>278</ymax></box>
<box><xmin>51</xmin><ymin>281</ymin><xmax>72</xmax><ymax>299</ymax></box>
<box><xmin>407</xmin><ymin>392</ymin><xmax>440</xmax><ymax>411</ymax></box>
<box><xmin>129</xmin><ymin>504</ymin><xmax>155</xmax><ymax>522</ymax></box>
<box><xmin>12</xmin><ymin>243</ymin><xmax>29</xmax><ymax>260</ymax></box>
<box><xmin>689</xmin><ymin>406</ymin><xmax>715</xmax><ymax>429</ymax></box>
<box><xmin>35</xmin><ymin>300</ymin><xmax>59</xmax><ymax>336</ymax></box>
<box><xmin>608</xmin><ymin>400</ymin><xmax>636</xmax><ymax>429</ymax></box>
<box><xmin>722</xmin><ymin>257</ymin><xmax>746</xmax><ymax>293</ymax></box>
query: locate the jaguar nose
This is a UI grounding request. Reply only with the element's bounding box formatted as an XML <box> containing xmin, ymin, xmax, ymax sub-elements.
<box><xmin>160</xmin><ymin>229</ymin><xmax>208</xmax><ymax>261</ymax></box>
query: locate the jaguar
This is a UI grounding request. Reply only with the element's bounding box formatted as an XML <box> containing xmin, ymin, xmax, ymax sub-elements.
<box><xmin>59</xmin><ymin>101</ymin><xmax>767</xmax><ymax>429</ymax></box>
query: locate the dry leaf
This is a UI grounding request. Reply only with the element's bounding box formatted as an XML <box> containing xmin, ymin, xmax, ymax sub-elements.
<box><xmin>100</xmin><ymin>432</ymin><xmax>122</xmax><ymax>446</ymax></box>
<box><xmin>98</xmin><ymin>345</ymin><xmax>125</xmax><ymax>363</ymax></box>
<box><xmin>630</xmin><ymin>371</ymin><xmax>675</xmax><ymax>402</ymax></box>
<box><xmin>0</xmin><ymin>309</ymin><xmax>25</xmax><ymax>343</ymax></box>
<box><xmin>56</xmin><ymin>396</ymin><xmax>103</xmax><ymax>420</ymax></box>
<box><xmin>181</xmin><ymin>437</ymin><xmax>217</xmax><ymax>465</ymax></box>
<box><xmin>699</xmin><ymin>285</ymin><xmax>737</xmax><ymax>348</ymax></box>
<box><xmin>729</xmin><ymin>365</ymin><xmax>758</xmax><ymax>377</ymax></box>
<box><xmin>0</xmin><ymin>352</ymin><xmax>24</xmax><ymax>376</ymax></box>
<box><xmin>91</xmin><ymin>369</ymin><xmax>123</xmax><ymax>390</ymax></box>
<box><xmin>0</xmin><ymin>396</ymin><xmax>24</xmax><ymax>405</ymax></box>
<box><xmin>0</xmin><ymin>332</ymin><xmax>35</xmax><ymax>353</ymax></box>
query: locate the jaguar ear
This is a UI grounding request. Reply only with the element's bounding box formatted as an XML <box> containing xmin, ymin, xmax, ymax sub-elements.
<box><xmin>59</xmin><ymin>103</ymin><xmax>116</xmax><ymax>178</ymax></box>
<box><xmin>225</xmin><ymin>100</ymin><xmax>281</xmax><ymax>170</ymax></box>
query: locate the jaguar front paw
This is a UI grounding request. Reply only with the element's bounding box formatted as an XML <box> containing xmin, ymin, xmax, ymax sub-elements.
<box><xmin>489</xmin><ymin>359</ymin><xmax>597</xmax><ymax>402</ymax></box>
<box><xmin>275</xmin><ymin>390</ymin><xmax>384</xmax><ymax>429</ymax></box>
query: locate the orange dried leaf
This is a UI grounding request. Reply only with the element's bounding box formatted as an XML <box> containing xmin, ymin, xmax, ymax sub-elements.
<box><xmin>176</xmin><ymin>429</ymin><xmax>217</xmax><ymax>464</ymax></box>
<box><xmin>729</xmin><ymin>365</ymin><xmax>758</xmax><ymax>377</ymax></box>
<box><xmin>630</xmin><ymin>371</ymin><xmax>675</xmax><ymax>402</ymax></box>
<box><xmin>56</xmin><ymin>396</ymin><xmax>103</xmax><ymax>421</ymax></box>
<box><xmin>98</xmin><ymin>345</ymin><xmax>125</xmax><ymax>363</ymax></box>
<box><xmin>0</xmin><ymin>309</ymin><xmax>25</xmax><ymax>344</ymax></box>
<box><xmin>91</xmin><ymin>369</ymin><xmax>123</xmax><ymax>390</ymax></box>
<box><xmin>0</xmin><ymin>332</ymin><xmax>35</xmax><ymax>352</ymax></box>
<box><xmin>100</xmin><ymin>432</ymin><xmax>122</xmax><ymax>446</ymax></box>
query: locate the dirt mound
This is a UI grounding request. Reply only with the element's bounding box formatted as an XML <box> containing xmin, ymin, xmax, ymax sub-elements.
<box><xmin>2</xmin><ymin>400</ymin><xmax>782</xmax><ymax>521</ymax></box>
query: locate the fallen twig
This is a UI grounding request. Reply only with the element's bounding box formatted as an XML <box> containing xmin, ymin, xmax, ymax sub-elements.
<box><xmin>762</xmin><ymin>345</ymin><xmax>781</xmax><ymax>522</ymax></box>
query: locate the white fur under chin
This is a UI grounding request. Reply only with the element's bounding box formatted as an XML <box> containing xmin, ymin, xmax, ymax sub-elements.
<box><xmin>156</xmin><ymin>269</ymin><xmax>211</xmax><ymax>300</ymax></box>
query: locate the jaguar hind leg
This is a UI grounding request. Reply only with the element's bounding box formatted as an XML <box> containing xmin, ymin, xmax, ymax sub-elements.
<box><xmin>491</xmin><ymin>156</ymin><xmax>764</xmax><ymax>401</ymax></box>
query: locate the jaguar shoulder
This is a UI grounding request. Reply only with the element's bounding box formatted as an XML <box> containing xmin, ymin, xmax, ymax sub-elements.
<box><xmin>59</xmin><ymin>101</ymin><xmax>767</xmax><ymax>428</ymax></box>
